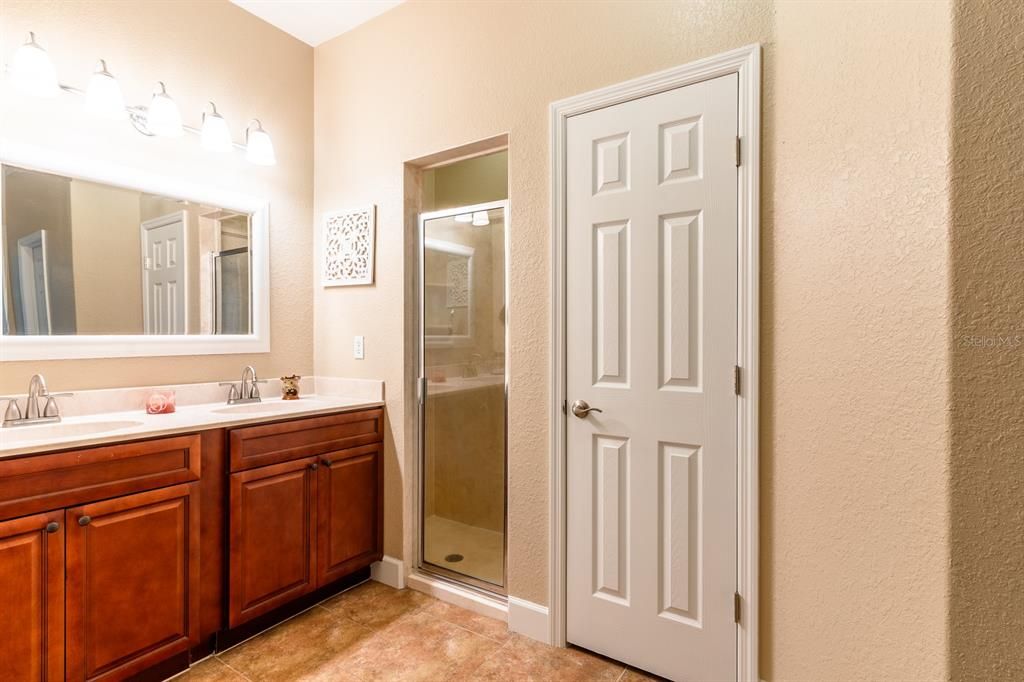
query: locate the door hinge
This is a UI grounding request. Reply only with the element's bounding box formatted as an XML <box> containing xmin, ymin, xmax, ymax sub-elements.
<box><xmin>735</xmin><ymin>136</ymin><xmax>741</xmax><ymax>167</ymax></box>
<box><xmin>734</xmin><ymin>365</ymin><xmax>741</xmax><ymax>396</ymax></box>
<box><xmin>734</xmin><ymin>592</ymin><xmax>742</xmax><ymax>623</ymax></box>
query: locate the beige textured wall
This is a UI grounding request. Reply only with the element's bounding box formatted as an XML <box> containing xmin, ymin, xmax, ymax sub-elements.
<box><xmin>949</xmin><ymin>0</ymin><xmax>1024</xmax><ymax>678</ymax></box>
<box><xmin>314</xmin><ymin>1</ymin><xmax>952</xmax><ymax>679</ymax></box>
<box><xmin>0</xmin><ymin>0</ymin><xmax>313</xmax><ymax>391</ymax></box>
<box><xmin>69</xmin><ymin>180</ymin><xmax>143</xmax><ymax>334</ymax></box>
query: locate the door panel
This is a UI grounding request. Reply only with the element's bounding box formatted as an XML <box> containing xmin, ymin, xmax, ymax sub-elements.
<box><xmin>66</xmin><ymin>483</ymin><xmax>198</xmax><ymax>682</ymax></box>
<box><xmin>317</xmin><ymin>443</ymin><xmax>383</xmax><ymax>586</ymax></box>
<box><xmin>141</xmin><ymin>213</ymin><xmax>187</xmax><ymax>334</ymax></box>
<box><xmin>566</xmin><ymin>74</ymin><xmax>738</xmax><ymax>681</ymax></box>
<box><xmin>0</xmin><ymin>510</ymin><xmax>64</xmax><ymax>681</ymax></box>
<box><xmin>228</xmin><ymin>457</ymin><xmax>317</xmax><ymax>627</ymax></box>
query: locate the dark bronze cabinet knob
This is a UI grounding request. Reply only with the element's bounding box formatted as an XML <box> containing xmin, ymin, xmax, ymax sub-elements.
<box><xmin>45</xmin><ymin>521</ymin><xmax>60</xmax><ymax>533</ymax></box>
<box><xmin>78</xmin><ymin>515</ymin><xmax>91</xmax><ymax>526</ymax></box>
<box><xmin>321</xmin><ymin>459</ymin><xmax>331</xmax><ymax>468</ymax></box>
<box><xmin>309</xmin><ymin>462</ymin><xmax>318</xmax><ymax>471</ymax></box>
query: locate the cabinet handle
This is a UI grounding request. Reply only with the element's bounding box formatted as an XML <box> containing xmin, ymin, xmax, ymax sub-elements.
<box><xmin>45</xmin><ymin>521</ymin><xmax>60</xmax><ymax>534</ymax></box>
<box><xmin>320</xmin><ymin>458</ymin><xmax>331</xmax><ymax>468</ymax></box>
<box><xmin>78</xmin><ymin>515</ymin><xmax>91</xmax><ymax>526</ymax></box>
<box><xmin>309</xmin><ymin>462</ymin><xmax>318</xmax><ymax>471</ymax></box>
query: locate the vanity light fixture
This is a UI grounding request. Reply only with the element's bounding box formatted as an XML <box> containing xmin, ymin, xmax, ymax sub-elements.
<box><xmin>471</xmin><ymin>211</ymin><xmax>490</xmax><ymax>227</ymax></box>
<box><xmin>454</xmin><ymin>213</ymin><xmax>473</xmax><ymax>223</ymax></box>
<box><xmin>9</xmin><ymin>32</ymin><xmax>59</xmax><ymax>97</ymax></box>
<box><xmin>146</xmin><ymin>81</ymin><xmax>184</xmax><ymax>137</ymax></box>
<box><xmin>245</xmin><ymin>119</ymin><xmax>277</xmax><ymax>166</ymax></box>
<box><xmin>200</xmin><ymin>102</ymin><xmax>233</xmax><ymax>152</ymax></box>
<box><xmin>84</xmin><ymin>60</ymin><xmax>127</xmax><ymax>120</ymax></box>
<box><xmin>4</xmin><ymin>31</ymin><xmax>277</xmax><ymax>166</ymax></box>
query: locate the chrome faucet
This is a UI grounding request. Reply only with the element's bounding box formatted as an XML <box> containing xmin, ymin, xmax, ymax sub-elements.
<box><xmin>220</xmin><ymin>365</ymin><xmax>266</xmax><ymax>405</ymax></box>
<box><xmin>1</xmin><ymin>374</ymin><xmax>74</xmax><ymax>427</ymax></box>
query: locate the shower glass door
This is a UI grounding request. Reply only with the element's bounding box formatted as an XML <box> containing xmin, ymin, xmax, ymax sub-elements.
<box><xmin>419</xmin><ymin>201</ymin><xmax>507</xmax><ymax>593</ymax></box>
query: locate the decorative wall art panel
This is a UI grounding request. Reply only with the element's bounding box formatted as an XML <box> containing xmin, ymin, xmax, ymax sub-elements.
<box><xmin>322</xmin><ymin>205</ymin><xmax>376</xmax><ymax>286</ymax></box>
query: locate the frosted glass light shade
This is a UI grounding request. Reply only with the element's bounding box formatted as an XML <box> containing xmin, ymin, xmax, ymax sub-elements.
<box><xmin>85</xmin><ymin>61</ymin><xmax>126</xmax><ymax>119</ymax></box>
<box><xmin>147</xmin><ymin>82</ymin><xmax>183</xmax><ymax>137</ymax></box>
<box><xmin>201</xmin><ymin>104</ymin><xmax>233</xmax><ymax>152</ymax></box>
<box><xmin>10</xmin><ymin>33</ymin><xmax>59</xmax><ymax>97</ymax></box>
<box><xmin>471</xmin><ymin>211</ymin><xmax>490</xmax><ymax>227</ymax></box>
<box><xmin>245</xmin><ymin>120</ymin><xmax>276</xmax><ymax>166</ymax></box>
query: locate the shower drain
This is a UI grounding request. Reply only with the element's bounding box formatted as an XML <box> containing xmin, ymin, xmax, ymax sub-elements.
<box><xmin>444</xmin><ymin>553</ymin><xmax>464</xmax><ymax>563</ymax></box>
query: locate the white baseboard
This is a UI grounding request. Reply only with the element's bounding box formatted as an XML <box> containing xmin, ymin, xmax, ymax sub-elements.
<box><xmin>407</xmin><ymin>571</ymin><xmax>508</xmax><ymax>622</ymax></box>
<box><xmin>507</xmin><ymin>596</ymin><xmax>551</xmax><ymax>644</ymax></box>
<box><xmin>370</xmin><ymin>555</ymin><xmax>405</xmax><ymax>589</ymax></box>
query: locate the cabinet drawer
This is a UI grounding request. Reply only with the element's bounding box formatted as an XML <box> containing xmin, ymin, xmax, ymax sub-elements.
<box><xmin>0</xmin><ymin>434</ymin><xmax>201</xmax><ymax>521</ymax></box>
<box><xmin>229</xmin><ymin>408</ymin><xmax>383</xmax><ymax>472</ymax></box>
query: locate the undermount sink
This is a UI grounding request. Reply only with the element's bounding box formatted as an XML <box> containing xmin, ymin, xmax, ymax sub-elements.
<box><xmin>0</xmin><ymin>420</ymin><xmax>144</xmax><ymax>445</ymax></box>
<box><xmin>212</xmin><ymin>400</ymin><xmax>325</xmax><ymax>415</ymax></box>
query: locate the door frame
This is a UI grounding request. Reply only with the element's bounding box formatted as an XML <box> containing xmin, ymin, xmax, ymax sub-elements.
<box><xmin>549</xmin><ymin>44</ymin><xmax>760</xmax><ymax>681</ymax></box>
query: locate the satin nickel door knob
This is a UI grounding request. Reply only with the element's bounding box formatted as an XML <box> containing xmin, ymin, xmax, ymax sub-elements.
<box><xmin>571</xmin><ymin>399</ymin><xmax>603</xmax><ymax>418</ymax></box>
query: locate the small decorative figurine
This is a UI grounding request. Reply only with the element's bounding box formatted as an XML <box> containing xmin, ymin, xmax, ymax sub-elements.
<box><xmin>146</xmin><ymin>390</ymin><xmax>176</xmax><ymax>414</ymax></box>
<box><xmin>280</xmin><ymin>375</ymin><xmax>301</xmax><ymax>400</ymax></box>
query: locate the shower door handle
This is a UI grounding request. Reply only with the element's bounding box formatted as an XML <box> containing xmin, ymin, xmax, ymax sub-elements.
<box><xmin>571</xmin><ymin>400</ymin><xmax>603</xmax><ymax>418</ymax></box>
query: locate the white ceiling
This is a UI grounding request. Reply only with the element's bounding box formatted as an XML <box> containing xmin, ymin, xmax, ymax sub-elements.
<box><xmin>230</xmin><ymin>0</ymin><xmax>404</xmax><ymax>47</ymax></box>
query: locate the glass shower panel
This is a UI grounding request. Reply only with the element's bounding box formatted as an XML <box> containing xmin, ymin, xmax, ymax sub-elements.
<box><xmin>214</xmin><ymin>247</ymin><xmax>250</xmax><ymax>334</ymax></box>
<box><xmin>420</xmin><ymin>203</ymin><xmax>507</xmax><ymax>591</ymax></box>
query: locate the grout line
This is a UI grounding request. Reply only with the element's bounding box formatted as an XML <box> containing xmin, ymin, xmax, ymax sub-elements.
<box><xmin>215</xmin><ymin>656</ymin><xmax>254</xmax><ymax>681</ymax></box>
<box><xmin>615</xmin><ymin>667</ymin><xmax>627</xmax><ymax>682</ymax></box>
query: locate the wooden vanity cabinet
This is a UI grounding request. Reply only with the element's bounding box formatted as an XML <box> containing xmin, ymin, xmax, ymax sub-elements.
<box><xmin>228</xmin><ymin>456</ymin><xmax>319</xmax><ymax>627</ymax></box>
<box><xmin>227</xmin><ymin>411</ymin><xmax>384</xmax><ymax>629</ymax></box>
<box><xmin>0</xmin><ymin>510</ymin><xmax>65</xmax><ymax>682</ymax></box>
<box><xmin>317</xmin><ymin>443</ymin><xmax>383</xmax><ymax>586</ymax></box>
<box><xmin>66</xmin><ymin>483</ymin><xmax>199</xmax><ymax>681</ymax></box>
<box><xmin>0</xmin><ymin>436</ymin><xmax>201</xmax><ymax>682</ymax></box>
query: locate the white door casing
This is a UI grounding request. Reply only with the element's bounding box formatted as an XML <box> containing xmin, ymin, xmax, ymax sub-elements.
<box><xmin>565</xmin><ymin>73</ymin><xmax>739</xmax><ymax>681</ymax></box>
<box><xmin>141</xmin><ymin>212</ymin><xmax>188</xmax><ymax>335</ymax></box>
<box><xmin>16</xmin><ymin>230</ymin><xmax>52</xmax><ymax>334</ymax></box>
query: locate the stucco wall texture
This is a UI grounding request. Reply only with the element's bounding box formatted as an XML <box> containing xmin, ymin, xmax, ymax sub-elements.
<box><xmin>0</xmin><ymin>0</ymin><xmax>315</xmax><ymax>392</ymax></box>
<box><xmin>949</xmin><ymin>0</ymin><xmax>1024</xmax><ymax>679</ymax></box>
<box><xmin>314</xmin><ymin>1</ymin><xmax>961</xmax><ymax>679</ymax></box>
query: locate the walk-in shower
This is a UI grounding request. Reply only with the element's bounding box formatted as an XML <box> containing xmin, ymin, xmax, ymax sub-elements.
<box><xmin>417</xmin><ymin>200</ymin><xmax>508</xmax><ymax>593</ymax></box>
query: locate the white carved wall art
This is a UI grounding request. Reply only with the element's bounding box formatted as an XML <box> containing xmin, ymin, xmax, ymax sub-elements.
<box><xmin>322</xmin><ymin>205</ymin><xmax>376</xmax><ymax>286</ymax></box>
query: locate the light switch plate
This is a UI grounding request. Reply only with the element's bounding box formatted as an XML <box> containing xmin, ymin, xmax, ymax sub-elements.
<box><xmin>353</xmin><ymin>335</ymin><xmax>365</xmax><ymax>360</ymax></box>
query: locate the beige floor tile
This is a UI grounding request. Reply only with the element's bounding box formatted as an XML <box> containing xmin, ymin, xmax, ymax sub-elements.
<box><xmin>218</xmin><ymin>606</ymin><xmax>372</xmax><ymax>681</ymax></box>
<box><xmin>422</xmin><ymin>599</ymin><xmax>511</xmax><ymax>642</ymax></box>
<box><xmin>471</xmin><ymin>634</ymin><xmax>625</xmax><ymax>681</ymax></box>
<box><xmin>333</xmin><ymin>608</ymin><xmax>502</xmax><ymax>681</ymax></box>
<box><xmin>320</xmin><ymin>580</ymin><xmax>431</xmax><ymax>630</ymax></box>
<box><xmin>174</xmin><ymin>657</ymin><xmax>249</xmax><ymax>681</ymax></box>
<box><xmin>620</xmin><ymin>666</ymin><xmax>668</xmax><ymax>681</ymax></box>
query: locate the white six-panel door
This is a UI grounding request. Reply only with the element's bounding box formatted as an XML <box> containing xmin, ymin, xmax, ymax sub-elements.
<box><xmin>141</xmin><ymin>212</ymin><xmax>188</xmax><ymax>335</ymax></box>
<box><xmin>566</xmin><ymin>73</ymin><xmax>738</xmax><ymax>681</ymax></box>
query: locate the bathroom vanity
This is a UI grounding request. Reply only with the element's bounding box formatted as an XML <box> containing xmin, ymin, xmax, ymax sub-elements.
<box><xmin>0</xmin><ymin>399</ymin><xmax>384</xmax><ymax>681</ymax></box>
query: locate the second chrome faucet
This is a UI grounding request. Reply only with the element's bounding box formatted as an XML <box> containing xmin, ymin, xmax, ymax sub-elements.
<box><xmin>220</xmin><ymin>365</ymin><xmax>267</xmax><ymax>405</ymax></box>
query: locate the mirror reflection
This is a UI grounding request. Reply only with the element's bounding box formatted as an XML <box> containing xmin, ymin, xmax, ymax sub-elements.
<box><xmin>2</xmin><ymin>163</ymin><xmax>252</xmax><ymax>336</ymax></box>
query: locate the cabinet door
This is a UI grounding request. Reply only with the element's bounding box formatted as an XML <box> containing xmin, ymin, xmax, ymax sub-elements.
<box><xmin>229</xmin><ymin>456</ymin><xmax>318</xmax><ymax>627</ymax></box>
<box><xmin>0</xmin><ymin>510</ymin><xmax>64</xmax><ymax>681</ymax></box>
<box><xmin>66</xmin><ymin>483</ymin><xmax>199</xmax><ymax>682</ymax></box>
<box><xmin>317</xmin><ymin>443</ymin><xmax>383</xmax><ymax>586</ymax></box>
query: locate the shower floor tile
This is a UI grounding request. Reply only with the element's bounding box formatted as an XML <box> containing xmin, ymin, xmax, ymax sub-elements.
<box><xmin>424</xmin><ymin>514</ymin><xmax>504</xmax><ymax>586</ymax></box>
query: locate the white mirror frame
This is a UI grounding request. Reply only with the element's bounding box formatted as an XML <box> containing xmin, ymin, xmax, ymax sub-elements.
<box><xmin>0</xmin><ymin>140</ymin><xmax>270</xmax><ymax>360</ymax></box>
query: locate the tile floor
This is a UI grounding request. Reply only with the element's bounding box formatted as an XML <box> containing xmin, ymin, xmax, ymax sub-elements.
<box><xmin>175</xmin><ymin>580</ymin><xmax>661</xmax><ymax>681</ymax></box>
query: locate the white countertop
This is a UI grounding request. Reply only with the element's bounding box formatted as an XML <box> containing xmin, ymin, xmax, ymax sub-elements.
<box><xmin>0</xmin><ymin>395</ymin><xmax>384</xmax><ymax>459</ymax></box>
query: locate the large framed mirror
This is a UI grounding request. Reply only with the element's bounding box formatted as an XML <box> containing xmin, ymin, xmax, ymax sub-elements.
<box><xmin>0</xmin><ymin>142</ymin><xmax>269</xmax><ymax>360</ymax></box>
